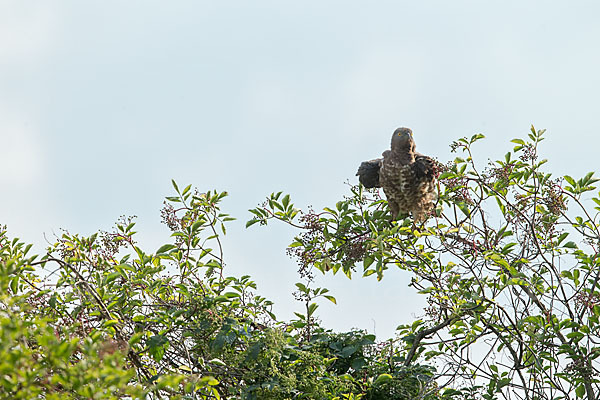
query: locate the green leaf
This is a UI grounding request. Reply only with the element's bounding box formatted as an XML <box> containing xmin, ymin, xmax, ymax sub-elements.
<box><xmin>245</xmin><ymin>342</ymin><xmax>262</xmax><ymax>362</ymax></box>
<box><xmin>556</xmin><ymin>232</ymin><xmax>569</xmax><ymax>245</ymax></box>
<box><xmin>10</xmin><ymin>276</ymin><xmax>19</xmax><ymax>294</ymax></box>
<box><xmin>128</xmin><ymin>332</ymin><xmax>145</xmax><ymax>345</ymax></box>
<box><xmin>363</xmin><ymin>253</ymin><xmax>374</xmax><ymax>269</ymax></box>
<box><xmin>178</xmin><ymin>365</ymin><xmax>192</xmax><ymax>373</ymax></box>
<box><xmin>204</xmin><ymin>376</ymin><xmax>220</xmax><ymax>386</ymax></box>
<box><xmin>103</xmin><ymin>319</ymin><xmax>120</xmax><ymax>328</ymax></box>
<box><xmin>457</xmin><ymin>202</ymin><xmax>471</xmax><ymax>217</ymax></box>
<box><xmin>214</xmin><ymin>295</ymin><xmax>229</xmax><ymax>303</ymax></box>
<box><xmin>156</xmin><ymin>244</ymin><xmax>176</xmax><ymax>254</ymax></box>
<box><xmin>105</xmin><ymin>272</ymin><xmax>121</xmax><ymax>284</ymax></box>
<box><xmin>340</xmin><ymin>345</ymin><xmax>358</xmax><ymax>358</ymax></box>
<box><xmin>324</xmin><ymin>295</ymin><xmax>337</xmax><ymax>304</ymax></box>
<box><xmin>373</xmin><ymin>373</ymin><xmax>393</xmax><ymax>386</ymax></box>
<box><xmin>148</xmin><ymin>334</ymin><xmax>169</xmax><ymax>362</ymax></box>
<box><xmin>561</xmin><ymin>270</ymin><xmax>573</xmax><ymax>279</ymax></box>
<box><xmin>49</xmin><ymin>294</ymin><xmax>57</xmax><ymax>308</ymax></box>
<box><xmin>282</xmin><ymin>194</ymin><xmax>290</xmax><ymax>209</ymax></box>
<box><xmin>442</xmin><ymin>388</ymin><xmax>463</xmax><ymax>396</ymax></box>
<box><xmin>567</xmin><ymin>331</ymin><xmax>584</xmax><ymax>341</ymax></box>
<box><xmin>191</xmin><ymin>220</ymin><xmax>204</xmax><ymax>232</ymax></box>
<box><xmin>439</xmin><ymin>171</ymin><xmax>456</xmax><ymax>180</ymax></box>
<box><xmin>576</xmin><ymin>384</ymin><xmax>585</xmax><ymax>398</ymax></box>
<box><xmin>295</xmin><ymin>282</ymin><xmax>308</xmax><ymax>293</ymax></box>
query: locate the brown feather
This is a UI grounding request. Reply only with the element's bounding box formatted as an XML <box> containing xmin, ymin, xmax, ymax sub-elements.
<box><xmin>360</xmin><ymin>127</ymin><xmax>437</xmax><ymax>221</ymax></box>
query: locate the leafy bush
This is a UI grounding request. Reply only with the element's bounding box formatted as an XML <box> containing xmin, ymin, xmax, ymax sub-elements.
<box><xmin>250</xmin><ymin>127</ymin><xmax>600</xmax><ymax>399</ymax></box>
<box><xmin>5</xmin><ymin>127</ymin><xmax>595</xmax><ymax>399</ymax></box>
<box><xmin>0</xmin><ymin>183</ymin><xmax>439</xmax><ymax>399</ymax></box>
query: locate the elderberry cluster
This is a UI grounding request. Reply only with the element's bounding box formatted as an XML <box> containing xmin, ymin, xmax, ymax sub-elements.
<box><xmin>519</xmin><ymin>143</ymin><xmax>538</xmax><ymax>163</ymax></box>
<box><xmin>440</xmin><ymin>162</ymin><xmax>473</xmax><ymax>204</ymax></box>
<box><xmin>98</xmin><ymin>215</ymin><xmax>137</xmax><ymax>259</ymax></box>
<box><xmin>575</xmin><ymin>291</ymin><xmax>600</xmax><ymax>312</ymax></box>
<box><xmin>160</xmin><ymin>201</ymin><xmax>180</xmax><ymax>232</ymax></box>
<box><xmin>489</xmin><ymin>162</ymin><xmax>515</xmax><ymax>187</ymax></box>
<box><xmin>285</xmin><ymin>208</ymin><xmax>323</xmax><ymax>280</ymax></box>
<box><xmin>542</xmin><ymin>180</ymin><xmax>567</xmax><ymax>216</ymax></box>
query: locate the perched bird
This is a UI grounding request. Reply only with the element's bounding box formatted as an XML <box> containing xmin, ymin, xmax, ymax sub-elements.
<box><xmin>356</xmin><ymin>127</ymin><xmax>438</xmax><ymax>222</ymax></box>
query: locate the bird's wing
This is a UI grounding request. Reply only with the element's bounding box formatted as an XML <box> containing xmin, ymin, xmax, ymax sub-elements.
<box><xmin>356</xmin><ymin>158</ymin><xmax>382</xmax><ymax>188</ymax></box>
<box><xmin>413</xmin><ymin>154</ymin><xmax>437</xmax><ymax>181</ymax></box>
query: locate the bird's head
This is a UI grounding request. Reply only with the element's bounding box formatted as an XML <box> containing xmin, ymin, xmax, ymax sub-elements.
<box><xmin>390</xmin><ymin>127</ymin><xmax>415</xmax><ymax>153</ymax></box>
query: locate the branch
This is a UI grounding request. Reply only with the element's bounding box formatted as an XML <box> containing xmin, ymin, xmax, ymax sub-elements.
<box><xmin>404</xmin><ymin>314</ymin><xmax>460</xmax><ymax>367</ymax></box>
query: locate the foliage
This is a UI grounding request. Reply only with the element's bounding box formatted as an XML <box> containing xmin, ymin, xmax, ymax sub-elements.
<box><xmin>0</xmin><ymin>251</ymin><xmax>144</xmax><ymax>399</ymax></box>
<box><xmin>5</xmin><ymin>126</ymin><xmax>595</xmax><ymax>399</ymax></box>
<box><xmin>1</xmin><ymin>181</ymin><xmax>439</xmax><ymax>399</ymax></box>
<box><xmin>249</xmin><ymin>127</ymin><xmax>600</xmax><ymax>400</ymax></box>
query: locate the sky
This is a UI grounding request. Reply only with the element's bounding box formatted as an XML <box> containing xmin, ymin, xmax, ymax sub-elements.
<box><xmin>2</xmin><ymin>1</ymin><xmax>600</xmax><ymax>340</ymax></box>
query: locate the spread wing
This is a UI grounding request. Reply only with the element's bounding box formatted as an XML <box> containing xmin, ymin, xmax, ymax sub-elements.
<box><xmin>356</xmin><ymin>158</ymin><xmax>382</xmax><ymax>188</ymax></box>
<box><xmin>413</xmin><ymin>153</ymin><xmax>437</xmax><ymax>181</ymax></box>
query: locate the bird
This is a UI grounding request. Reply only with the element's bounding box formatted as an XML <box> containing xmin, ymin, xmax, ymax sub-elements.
<box><xmin>356</xmin><ymin>127</ymin><xmax>438</xmax><ymax>222</ymax></box>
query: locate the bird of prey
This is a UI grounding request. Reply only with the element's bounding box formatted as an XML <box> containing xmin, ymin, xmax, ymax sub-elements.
<box><xmin>356</xmin><ymin>127</ymin><xmax>438</xmax><ymax>222</ymax></box>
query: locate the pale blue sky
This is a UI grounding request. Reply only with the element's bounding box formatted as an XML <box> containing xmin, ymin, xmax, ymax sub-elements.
<box><xmin>2</xmin><ymin>1</ymin><xmax>600</xmax><ymax>339</ymax></box>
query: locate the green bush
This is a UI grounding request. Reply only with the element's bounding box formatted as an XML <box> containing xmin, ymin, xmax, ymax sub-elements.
<box><xmin>6</xmin><ymin>128</ymin><xmax>591</xmax><ymax>399</ymax></box>
<box><xmin>0</xmin><ymin>183</ymin><xmax>440</xmax><ymax>399</ymax></box>
<box><xmin>250</xmin><ymin>127</ymin><xmax>600</xmax><ymax>400</ymax></box>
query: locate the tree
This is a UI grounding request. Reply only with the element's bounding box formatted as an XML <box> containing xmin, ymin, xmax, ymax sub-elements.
<box><xmin>249</xmin><ymin>126</ymin><xmax>600</xmax><ymax>400</ymax></box>
<box><xmin>1</xmin><ymin>184</ymin><xmax>439</xmax><ymax>399</ymax></box>
<box><xmin>4</xmin><ymin>126</ymin><xmax>595</xmax><ymax>399</ymax></box>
